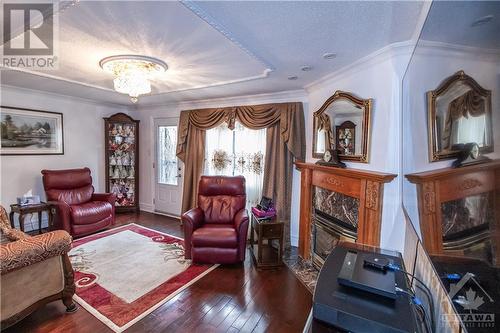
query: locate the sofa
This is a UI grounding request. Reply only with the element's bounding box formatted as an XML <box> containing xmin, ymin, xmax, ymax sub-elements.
<box><xmin>41</xmin><ymin>167</ymin><xmax>116</xmax><ymax>237</ymax></box>
<box><xmin>182</xmin><ymin>175</ymin><xmax>249</xmax><ymax>264</ymax></box>
<box><xmin>0</xmin><ymin>205</ymin><xmax>77</xmax><ymax>329</ymax></box>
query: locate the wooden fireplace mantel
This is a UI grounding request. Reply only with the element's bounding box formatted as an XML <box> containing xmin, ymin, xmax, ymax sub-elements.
<box><xmin>406</xmin><ymin>159</ymin><xmax>500</xmax><ymax>259</ymax></box>
<box><xmin>295</xmin><ymin>162</ymin><xmax>397</xmax><ymax>259</ymax></box>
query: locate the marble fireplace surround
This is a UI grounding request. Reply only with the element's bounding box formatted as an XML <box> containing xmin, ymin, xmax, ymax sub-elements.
<box><xmin>295</xmin><ymin>162</ymin><xmax>397</xmax><ymax>260</ymax></box>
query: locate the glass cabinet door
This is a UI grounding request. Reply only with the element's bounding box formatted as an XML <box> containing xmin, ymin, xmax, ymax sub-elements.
<box><xmin>108</xmin><ymin>122</ymin><xmax>136</xmax><ymax>207</ymax></box>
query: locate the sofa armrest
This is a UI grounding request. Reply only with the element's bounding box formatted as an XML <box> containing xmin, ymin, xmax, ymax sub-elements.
<box><xmin>234</xmin><ymin>209</ymin><xmax>249</xmax><ymax>262</ymax></box>
<box><xmin>181</xmin><ymin>207</ymin><xmax>204</xmax><ymax>259</ymax></box>
<box><xmin>1</xmin><ymin>230</ymin><xmax>72</xmax><ymax>275</ymax></box>
<box><xmin>92</xmin><ymin>192</ymin><xmax>116</xmax><ymax>205</ymax></box>
<box><xmin>47</xmin><ymin>200</ymin><xmax>72</xmax><ymax>233</ymax></box>
<box><xmin>234</xmin><ymin>209</ymin><xmax>249</xmax><ymax>236</ymax></box>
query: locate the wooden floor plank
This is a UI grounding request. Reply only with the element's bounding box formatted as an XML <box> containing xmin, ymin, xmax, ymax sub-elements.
<box><xmin>4</xmin><ymin>211</ymin><xmax>312</xmax><ymax>333</ymax></box>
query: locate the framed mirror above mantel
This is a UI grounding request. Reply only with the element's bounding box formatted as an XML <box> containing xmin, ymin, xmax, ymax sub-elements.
<box><xmin>427</xmin><ymin>70</ymin><xmax>493</xmax><ymax>162</ymax></box>
<box><xmin>312</xmin><ymin>90</ymin><xmax>372</xmax><ymax>163</ymax></box>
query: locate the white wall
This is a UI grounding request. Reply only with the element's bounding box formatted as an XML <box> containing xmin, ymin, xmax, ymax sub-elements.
<box><xmin>134</xmin><ymin>90</ymin><xmax>308</xmax><ymax>245</ymax></box>
<box><xmin>304</xmin><ymin>44</ymin><xmax>413</xmax><ymax>253</ymax></box>
<box><xmin>402</xmin><ymin>42</ymin><xmax>500</xmax><ymax>231</ymax></box>
<box><xmin>0</xmin><ymin>86</ymin><xmax>128</xmax><ymax>231</ymax></box>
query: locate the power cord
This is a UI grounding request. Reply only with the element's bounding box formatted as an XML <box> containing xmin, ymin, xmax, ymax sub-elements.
<box><xmin>388</xmin><ymin>263</ymin><xmax>435</xmax><ymax>332</ymax></box>
<box><xmin>396</xmin><ymin>287</ymin><xmax>431</xmax><ymax>333</ymax></box>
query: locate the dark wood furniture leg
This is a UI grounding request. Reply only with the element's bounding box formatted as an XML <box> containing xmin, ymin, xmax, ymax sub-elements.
<box><xmin>48</xmin><ymin>207</ymin><xmax>55</xmax><ymax>231</ymax></box>
<box><xmin>258</xmin><ymin>224</ymin><xmax>263</xmax><ymax>263</ymax></box>
<box><xmin>38</xmin><ymin>212</ymin><xmax>43</xmax><ymax>234</ymax></box>
<box><xmin>9</xmin><ymin>211</ymin><xmax>15</xmax><ymax>228</ymax></box>
<box><xmin>18</xmin><ymin>213</ymin><xmax>25</xmax><ymax>232</ymax></box>
<box><xmin>61</xmin><ymin>255</ymin><xmax>78</xmax><ymax>313</ymax></box>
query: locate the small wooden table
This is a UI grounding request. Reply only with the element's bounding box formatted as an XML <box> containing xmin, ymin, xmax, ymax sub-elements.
<box><xmin>249</xmin><ymin>212</ymin><xmax>284</xmax><ymax>269</ymax></box>
<box><xmin>9</xmin><ymin>202</ymin><xmax>54</xmax><ymax>234</ymax></box>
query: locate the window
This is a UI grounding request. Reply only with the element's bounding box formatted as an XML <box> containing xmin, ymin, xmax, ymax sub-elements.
<box><xmin>204</xmin><ymin>121</ymin><xmax>266</xmax><ymax>207</ymax></box>
<box><xmin>158</xmin><ymin>125</ymin><xmax>178</xmax><ymax>185</ymax></box>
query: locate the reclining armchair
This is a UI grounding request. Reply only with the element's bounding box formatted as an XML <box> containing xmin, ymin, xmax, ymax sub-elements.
<box><xmin>0</xmin><ymin>205</ymin><xmax>77</xmax><ymax>329</ymax></box>
<box><xmin>182</xmin><ymin>176</ymin><xmax>249</xmax><ymax>264</ymax></box>
<box><xmin>41</xmin><ymin>167</ymin><xmax>116</xmax><ymax>237</ymax></box>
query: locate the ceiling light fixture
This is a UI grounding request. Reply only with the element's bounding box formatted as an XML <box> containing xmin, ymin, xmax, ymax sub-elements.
<box><xmin>99</xmin><ymin>55</ymin><xmax>168</xmax><ymax>103</ymax></box>
<box><xmin>471</xmin><ymin>15</ymin><xmax>494</xmax><ymax>27</ymax></box>
<box><xmin>301</xmin><ymin>65</ymin><xmax>313</xmax><ymax>72</ymax></box>
<box><xmin>288</xmin><ymin>75</ymin><xmax>298</xmax><ymax>80</ymax></box>
<box><xmin>323</xmin><ymin>52</ymin><xmax>337</xmax><ymax>60</ymax></box>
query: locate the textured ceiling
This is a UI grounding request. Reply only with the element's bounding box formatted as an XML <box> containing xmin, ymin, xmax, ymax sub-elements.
<box><xmin>421</xmin><ymin>1</ymin><xmax>500</xmax><ymax>49</ymax></box>
<box><xmin>1</xmin><ymin>1</ymin><xmax>425</xmax><ymax>106</ymax></box>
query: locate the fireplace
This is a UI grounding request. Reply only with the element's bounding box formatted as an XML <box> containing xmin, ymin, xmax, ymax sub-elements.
<box><xmin>406</xmin><ymin>159</ymin><xmax>500</xmax><ymax>266</ymax></box>
<box><xmin>295</xmin><ymin>162</ymin><xmax>397</xmax><ymax>260</ymax></box>
<box><xmin>441</xmin><ymin>192</ymin><xmax>494</xmax><ymax>263</ymax></box>
<box><xmin>311</xmin><ymin>187</ymin><xmax>358</xmax><ymax>268</ymax></box>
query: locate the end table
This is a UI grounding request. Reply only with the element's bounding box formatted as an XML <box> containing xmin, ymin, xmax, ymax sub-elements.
<box><xmin>9</xmin><ymin>202</ymin><xmax>55</xmax><ymax>234</ymax></box>
<box><xmin>249</xmin><ymin>211</ymin><xmax>284</xmax><ymax>269</ymax></box>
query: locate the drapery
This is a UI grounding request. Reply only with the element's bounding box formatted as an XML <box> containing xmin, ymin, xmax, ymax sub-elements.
<box><xmin>176</xmin><ymin>102</ymin><xmax>305</xmax><ymax>248</ymax></box>
<box><xmin>316</xmin><ymin>113</ymin><xmax>334</xmax><ymax>153</ymax></box>
<box><xmin>442</xmin><ymin>90</ymin><xmax>486</xmax><ymax>149</ymax></box>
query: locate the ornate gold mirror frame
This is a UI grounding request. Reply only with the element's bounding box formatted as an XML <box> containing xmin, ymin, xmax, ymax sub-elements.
<box><xmin>427</xmin><ymin>70</ymin><xmax>493</xmax><ymax>162</ymax></box>
<box><xmin>312</xmin><ymin>90</ymin><xmax>372</xmax><ymax>163</ymax></box>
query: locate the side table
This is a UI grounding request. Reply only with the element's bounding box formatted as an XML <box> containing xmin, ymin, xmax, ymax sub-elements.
<box><xmin>9</xmin><ymin>202</ymin><xmax>55</xmax><ymax>234</ymax></box>
<box><xmin>249</xmin><ymin>211</ymin><xmax>284</xmax><ymax>269</ymax></box>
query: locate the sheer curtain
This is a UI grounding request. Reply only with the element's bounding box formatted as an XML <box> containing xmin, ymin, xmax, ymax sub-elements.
<box><xmin>204</xmin><ymin>121</ymin><xmax>266</xmax><ymax>207</ymax></box>
<box><xmin>451</xmin><ymin>114</ymin><xmax>487</xmax><ymax>147</ymax></box>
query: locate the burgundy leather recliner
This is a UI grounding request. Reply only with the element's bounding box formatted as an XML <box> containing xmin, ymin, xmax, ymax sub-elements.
<box><xmin>41</xmin><ymin>168</ymin><xmax>116</xmax><ymax>237</ymax></box>
<box><xmin>182</xmin><ymin>176</ymin><xmax>249</xmax><ymax>264</ymax></box>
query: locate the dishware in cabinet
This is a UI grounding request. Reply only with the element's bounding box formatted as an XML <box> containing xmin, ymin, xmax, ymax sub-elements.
<box><xmin>104</xmin><ymin>113</ymin><xmax>139</xmax><ymax>212</ymax></box>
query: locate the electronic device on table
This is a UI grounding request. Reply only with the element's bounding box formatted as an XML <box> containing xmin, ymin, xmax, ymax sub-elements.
<box><xmin>313</xmin><ymin>243</ymin><xmax>421</xmax><ymax>333</ymax></box>
<box><xmin>251</xmin><ymin>196</ymin><xmax>276</xmax><ymax>219</ymax></box>
<box><xmin>16</xmin><ymin>195</ymin><xmax>41</xmax><ymax>206</ymax></box>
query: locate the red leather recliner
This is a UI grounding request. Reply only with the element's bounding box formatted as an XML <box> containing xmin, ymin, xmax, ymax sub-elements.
<box><xmin>41</xmin><ymin>168</ymin><xmax>116</xmax><ymax>237</ymax></box>
<box><xmin>182</xmin><ymin>176</ymin><xmax>249</xmax><ymax>264</ymax></box>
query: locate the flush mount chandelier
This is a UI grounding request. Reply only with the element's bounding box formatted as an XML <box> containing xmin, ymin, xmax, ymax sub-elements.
<box><xmin>99</xmin><ymin>55</ymin><xmax>168</xmax><ymax>103</ymax></box>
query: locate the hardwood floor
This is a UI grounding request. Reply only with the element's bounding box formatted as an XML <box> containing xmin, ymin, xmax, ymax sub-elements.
<box><xmin>5</xmin><ymin>211</ymin><xmax>313</xmax><ymax>333</ymax></box>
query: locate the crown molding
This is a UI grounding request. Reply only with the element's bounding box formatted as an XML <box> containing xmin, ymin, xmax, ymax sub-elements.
<box><xmin>0</xmin><ymin>64</ymin><xmax>273</xmax><ymax>99</ymax></box>
<box><xmin>180</xmin><ymin>0</ymin><xmax>275</xmax><ymax>72</ymax></box>
<box><xmin>0</xmin><ymin>66</ymin><xmax>118</xmax><ymax>93</ymax></box>
<box><xmin>135</xmin><ymin>89</ymin><xmax>308</xmax><ymax>112</ymax></box>
<box><xmin>151</xmin><ymin>69</ymin><xmax>272</xmax><ymax>97</ymax></box>
<box><xmin>304</xmin><ymin>41</ymin><xmax>414</xmax><ymax>93</ymax></box>
<box><xmin>0</xmin><ymin>84</ymin><xmax>131</xmax><ymax>110</ymax></box>
<box><xmin>414</xmin><ymin>40</ymin><xmax>500</xmax><ymax>62</ymax></box>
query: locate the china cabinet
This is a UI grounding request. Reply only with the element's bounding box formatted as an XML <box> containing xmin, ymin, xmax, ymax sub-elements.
<box><xmin>104</xmin><ymin>113</ymin><xmax>139</xmax><ymax>212</ymax></box>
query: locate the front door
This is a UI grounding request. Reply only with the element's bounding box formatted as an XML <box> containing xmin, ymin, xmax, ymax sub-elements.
<box><xmin>154</xmin><ymin>118</ymin><xmax>182</xmax><ymax>216</ymax></box>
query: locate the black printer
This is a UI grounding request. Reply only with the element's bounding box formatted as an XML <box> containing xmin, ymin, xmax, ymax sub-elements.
<box><xmin>312</xmin><ymin>242</ymin><xmax>422</xmax><ymax>333</ymax></box>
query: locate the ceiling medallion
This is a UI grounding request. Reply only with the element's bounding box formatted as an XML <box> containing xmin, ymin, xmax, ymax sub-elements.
<box><xmin>99</xmin><ymin>55</ymin><xmax>168</xmax><ymax>103</ymax></box>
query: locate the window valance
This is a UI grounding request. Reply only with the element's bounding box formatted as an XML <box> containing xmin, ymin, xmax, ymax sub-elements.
<box><xmin>176</xmin><ymin>102</ymin><xmax>305</xmax><ymax>162</ymax></box>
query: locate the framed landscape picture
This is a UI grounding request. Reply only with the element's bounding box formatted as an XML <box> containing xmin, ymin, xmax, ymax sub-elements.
<box><xmin>1</xmin><ymin>106</ymin><xmax>64</xmax><ymax>155</ymax></box>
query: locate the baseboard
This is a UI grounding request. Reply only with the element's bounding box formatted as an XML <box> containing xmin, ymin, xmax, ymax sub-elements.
<box><xmin>139</xmin><ymin>203</ymin><xmax>154</xmax><ymax>213</ymax></box>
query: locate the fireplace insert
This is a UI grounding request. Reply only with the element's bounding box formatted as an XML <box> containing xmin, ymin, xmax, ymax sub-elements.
<box><xmin>312</xmin><ymin>210</ymin><xmax>357</xmax><ymax>268</ymax></box>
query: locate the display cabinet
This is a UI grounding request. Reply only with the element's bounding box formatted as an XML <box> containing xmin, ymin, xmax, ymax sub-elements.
<box><xmin>104</xmin><ymin>113</ymin><xmax>139</xmax><ymax>212</ymax></box>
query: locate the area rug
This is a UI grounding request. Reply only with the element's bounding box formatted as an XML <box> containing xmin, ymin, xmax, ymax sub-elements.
<box><xmin>69</xmin><ymin>223</ymin><xmax>217</xmax><ymax>332</ymax></box>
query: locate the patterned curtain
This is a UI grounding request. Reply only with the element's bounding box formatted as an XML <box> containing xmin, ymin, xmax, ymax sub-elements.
<box><xmin>204</xmin><ymin>121</ymin><xmax>266</xmax><ymax>208</ymax></box>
